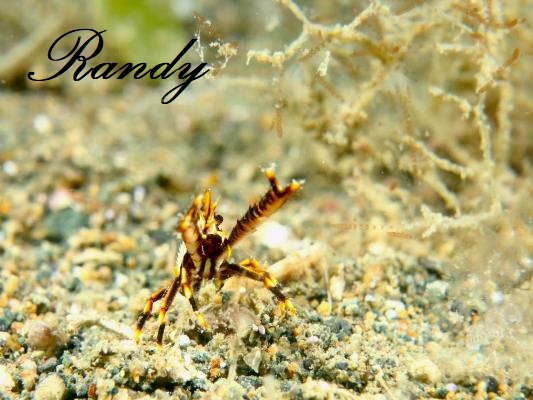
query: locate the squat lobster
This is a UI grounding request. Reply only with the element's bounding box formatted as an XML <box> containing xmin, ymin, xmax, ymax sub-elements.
<box><xmin>135</xmin><ymin>166</ymin><xmax>303</xmax><ymax>347</ymax></box>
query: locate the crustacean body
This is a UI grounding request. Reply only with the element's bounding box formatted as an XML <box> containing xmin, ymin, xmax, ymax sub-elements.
<box><xmin>135</xmin><ymin>166</ymin><xmax>303</xmax><ymax>346</ymax></box>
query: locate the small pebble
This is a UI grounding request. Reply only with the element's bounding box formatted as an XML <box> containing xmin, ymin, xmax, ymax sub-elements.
<box><xmin>116</xmin><ymin>192</ymin><xmax>131</xmax><ymax>206</ymax></box>
<box><xmin>409</xmin><ymin>357</ymin><xmax>441</xmax><ymax>383</ymax></box>
<box><xmin>2</xmin><ymin>160</ymin><xmax>18</xmax><ymax>176</ymax></box>
<box><xmin>4</xmin><ymin>275</ymin><xmax>19</xmax><ymax>297</ymax></box>
<box><xmin>326</xmin><ymin>318</ymin><xmax>353</xmax><ymax>340</ymax></box>
<box><xmin>368</xmin><ymin>242</ymin><xmax>385</xmax><ymax>255</ymax></box>
<box><xmin>48</xmin><ymin>189</ymin><xmax>74</xmax><ymax>210</ymax></box>
<box><xmin>133</xmin><ymin>185</ymin><xmax>146</xmax><ymax>203</ymax></box>
<box><xmin>384</xmin><ymin>300</ymin><xmax>405</xmax><ymax>311</ymax></box>
<box><xmin>211</xmin><ymin>378</ymin><xmax>246</xmax><ymax>399</ymax></box>
<box><xmin>33</xmin><ymin>114</ymin><xmax>53</xmax><ymax>134</ymax></box>
<box><xmin>486</xmin><ymin>376</ymin><xmax>499</xmax><ymax>393</ymax></box>
<box><xmin>425</xmin><ymin>281</ymin><xmax>449</xmax><ymax>302</ymax></box>
<box><xmin>96</xmin><ymin>378</ymin><xmax>115</xmax><ymax>398</ymax></box>
<box><xmin>335</xmin><ymin>361</ymin><xmax>349</xmax><ymax>370</ymax></box>
<box><xmin>491</xmin><ymin>291</ymin><xmax>504</xmax><ymax>305</ymax></box>
<box><xmin>364</xmin><ymin>294</ymin><xmax>377</xmax><ymax>305</ymax></box>
<box><xmin>104</xmin><ymin>208</ymin><xmax>116</xmax><ymax>221</ymax></box>
<box><xmin>43</xmin><ymin>208</ymin><xmax>89</xmax><ymax>241</ymax></box>
<box><xmin>317</xmin><ymin>301</ymin><xmax>331</xmax><ymax>317</ymax></box>
<box><xmin>0</xmin><ymin>365</ymin><xmax>15</xmax><ymax>391</ymax></box>
<box><xmin>38</xmin><ymin>357</ymin><xmax>58</xmax><ymax>373</ymax></box>
<box><xmin>519</xmin><ymin>256</ymin><xmax>532</xmax><ymax>268</ymax></box>
<box><xmin>35</xmin><ymin>374</ymin><xmax>66</xmax><ymax>400</ymax></box>
<box><xmin>329</xmin><ymin>276</ymin><xmax>345</xmax><ymax>301</ymax></box>
<box><xmin>306</xmin><ymin>335</ymin><xmax>320</xmax><ymax>344</ymax></box>
<box><xmin>342</xmin><ymin>299</ymin><xmax>361</xmax><ymax>317</ymax></box>
<box><xmin>73</xmin><ymin>248</ymin><xmax>122</xmax><ymax>267</ymax></box>
<box><xmin>251</xmin><ymin>324</ymin><xmax>266</xmax><ymax>335</ymax></box>
<box><xmin>385</xmin><ymin>309</ymin><xmax>398</xmax><ymax>320</ymax></box>
<box><xmin>178</xmin><ymin>334</ymin><xmax>191</xmax><ymax>348</ymax></box>
<box><xmin>243</xmin><ymin>348</ymin><xmax>262</xmax><ymax>374</ymax></box>
<box><xmin>364</xmin><ymin>311</ymin><xmax>375</xmax><ymax>326</ymax></box>
<box><xmin>445</xmin><ymin>383</ymin><xmax>457</xmax><ymax>392</ymax></box>
<box><xmin>257</xmin><ymin>221</ymin><xmax>291</xmax><ymax>250</ymax></box>
<box><xmin>26</xmin><ymin>321</ymin><xmax>57</xmax><ymax>351</ymax></box>
<box><xmin>20</xmin><ymin>359</ymin><xmax>38</xmax><ymax>390</ymax></box>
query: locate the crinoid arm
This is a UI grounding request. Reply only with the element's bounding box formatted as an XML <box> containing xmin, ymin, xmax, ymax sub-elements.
<box><xmin>226</xmin><ymin>165</ymin><xmax>303</xmax><ymax>248</ymax></box>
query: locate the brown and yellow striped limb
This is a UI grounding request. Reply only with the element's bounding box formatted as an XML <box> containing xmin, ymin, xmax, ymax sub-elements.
<box><xmin>136</xmin><ymin>278</ymin><xmax>209</xmax><ymax>347</ymax></box>
<box><xmin>135</xmin><ymin>287</ymin><xmax>168</xmax><ymax>343</ymax></box>
<box><xmin>181</xmin><ymin>268</ymin><xmax>209</xmax><ymax>331</ymax></box>
<box><xmin>181</xmin><ymin>282</ymin><xmax>209</xmax><ymax>330</ymax></box>
<box><xmin>155</xmin><ymin>277</ymin><xmax>181</xmax><ymax>347</ymax></box>
<box><xmin>136</xmin><ymin>252</ymin><xmax>184</xmax><ymax>346</ymax></box>
<box><xmin>225</xmin><ymin>258</ymin><xmax>296</xmax><ymax>316</ymax></box>
<box><xmin>176</xmin><ymin>194</ymin><xmax>204</xmax><ymax>268</ymax></box>
<box><xmin>226</xmin><ymin>167</ymin><xmax>303</xmax><ymax>248</ymax></box>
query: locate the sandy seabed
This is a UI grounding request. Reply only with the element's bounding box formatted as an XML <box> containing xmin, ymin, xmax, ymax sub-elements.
<box><xmin>1</xmin><ymin>0</ymin><xmax>532</xmax><ymax>399</ymax></box>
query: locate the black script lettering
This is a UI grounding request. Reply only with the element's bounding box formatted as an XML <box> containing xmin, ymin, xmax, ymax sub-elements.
<box><xmin>28</xmin><ymin>30</ymin><xmax>210</xmax><ymax>103</ymax></box>
<box><xmin>161</xmin><ymin>63</ymin><xmax>210</xmax><ymax>104</ymax></box>
<box><xmin>28</xmin><ymin>28</ymin><xmax>106</xmax><ymax>82</ymax></box>
<box><xmin>114</xmin><ymin>63</ymin><xmax>150</xmax><ymax>79</ymax></box>
<box><xmin>90</xmin><ymin>62</ymin><xmax>118</xmax><ymax>79</ymax></box>
<box><xmin>150</xmin><ymin>39</ymin><xmax>197</xmax><ymax>79</ymax></box>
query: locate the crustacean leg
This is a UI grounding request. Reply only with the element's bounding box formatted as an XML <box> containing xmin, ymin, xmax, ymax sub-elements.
<box><xmin>225</xmin><ymin>166</ymin><xmax>303</xmax><ymax>249</ymax></box>
<box><xmin>135</xmin><ymin>273</ymin><xmax>208</xmax><ymax>347</ymax></box>
<box><xmin>180</xmin><ymin>266</ymin><xmax>209</xmax><ymax>331</ymax></box>
<box><xmin>224</xmin><ymin>258</ymin><xmax>296</xmax><ymax>316</ymax></box>
<box><xmin>155</xmin><ymin>276</ymin><xmax>180</xmax><ymax>347</ymax></box>
<box><xmin>135</xmin><ymin>287</ymin><xmax>167</xmax><ymax>343</ymax></box>
<box><xmin>135</xmin><ymin>245</ymin><xmax>185</xmax><ymax>346</ymax></box>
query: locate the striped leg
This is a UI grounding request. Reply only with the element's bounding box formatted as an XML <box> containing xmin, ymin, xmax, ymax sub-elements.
<box><xmin>135</xmin><ymin>287</ymin><xmax>167</xmax><ymax>343</ymax></box>
<box><xmin>226</xmin><ymin>166</ymin><xmax>303</xmax><ymax>248</ymax></box>
<box><xmin>226</xmin><ymin>259</ymin><xmax>296</xmax><ymax>316</ymax></box>
<box><xmin>180</xmin><ymin>270</ymin><xmax>209</xmax><ymax>331</ymax></box>
<box><xmin>156</xmin><ymin>276</ymin><xmax>180</xmax><ymax>348</ymax></box>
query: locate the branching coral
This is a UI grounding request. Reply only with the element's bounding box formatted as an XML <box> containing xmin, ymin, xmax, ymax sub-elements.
<box><xmin>245</xmin><ymin>0</ymin><xmax>526</xmax><ymax>241</ymax></box>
